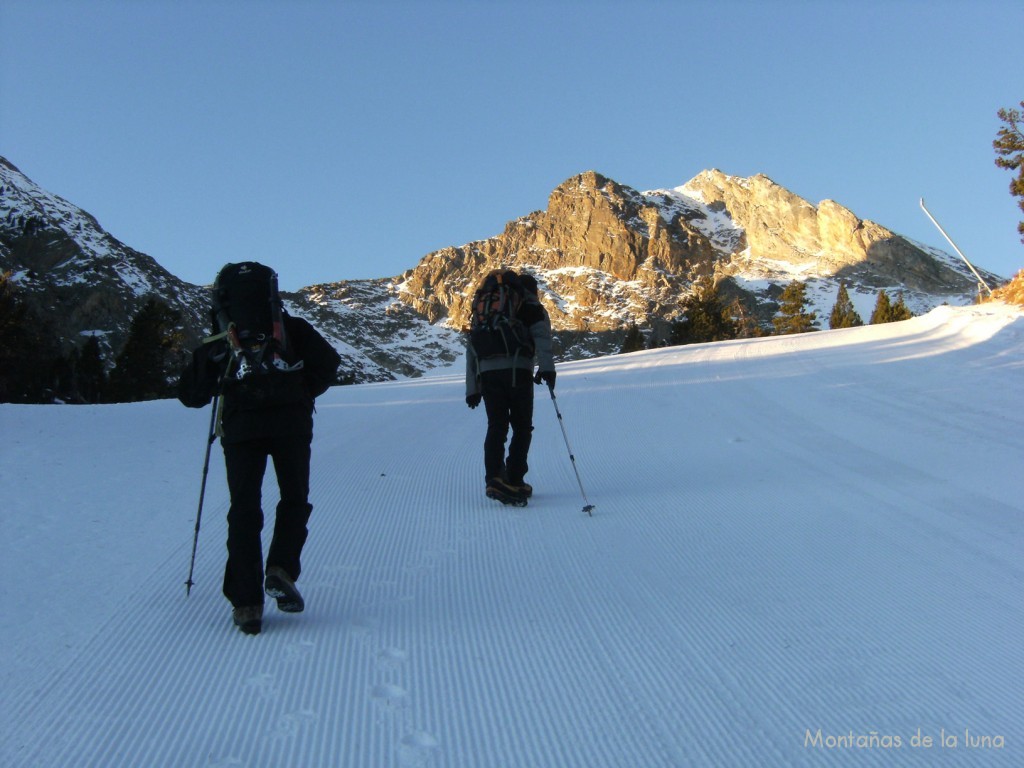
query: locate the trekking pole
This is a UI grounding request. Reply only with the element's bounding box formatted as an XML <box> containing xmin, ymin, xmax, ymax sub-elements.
<box><xmin>545</xmin><ymin>383</ymin><xmax>594</xmax><ymax>516</ymax></box>
<box><xmin>185</xmin><ymin>394</ymin><xmax>220</xmax><ymax>596</ymax></box>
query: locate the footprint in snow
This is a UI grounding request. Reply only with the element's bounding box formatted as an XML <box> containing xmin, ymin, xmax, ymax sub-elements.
<box><xmin>349</xmin><ymin>616</ymin><xmax>381</xmax><ymax>637</ymax></box>
<box><xmin>398</xmin><ymin>730</ymin><xmax>440</xmax><ymax>767</ymax></box>
<box><xmin>268</xmin><ymin>708</ymin><xmax>319</xmax><ymax>740</ymax></box>
<box><xmin>244</xmin><ymin>672</ymin><xmax>276</xmax><ymax>700</ymax></box>
<box><xmin>283</xmin><ymin>639</ymin><xmax>316</xmax><ymax>662</ymax></box>
<box><xmin>371</xmin><ymin>683</ymin><xmax>409</xmax><ymax>710</ymax></box>
<box><xmin>376</xmin><ymin>646</ymin><xmax>410</xmax><ymax>669</ymax></box>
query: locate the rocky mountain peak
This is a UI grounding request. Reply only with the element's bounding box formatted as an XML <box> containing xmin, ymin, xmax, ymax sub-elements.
<box><xmin>395</xmin><ymin>170</ymin><xmax>728</xmax><ymax>348</ymax></box>
<box><xmin>677</xmin><ymin>169</ymin><xmax>975</xmax><ymax>293</ymax></box>
<box><xmin>393</xmin><ymin>168</ymin><xmax>997</xmax><ymax>361</ymax></box>
<box><xmin>0</xmin><ymin>157</ymin><xmax>211</xmax><ymax>362</ymax></box>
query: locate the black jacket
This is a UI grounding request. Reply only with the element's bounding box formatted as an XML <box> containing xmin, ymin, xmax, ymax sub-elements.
<box><xmin>178</xmin><ymin>314</ymin><xmax>341</xmax><ymax>444</ymax></box>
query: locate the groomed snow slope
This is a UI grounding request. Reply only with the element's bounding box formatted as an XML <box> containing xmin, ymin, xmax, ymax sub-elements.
<box><xmin>3</xmin><ymin>303</ymin><xmax>1023</xmax><ymax>767</ymax></box>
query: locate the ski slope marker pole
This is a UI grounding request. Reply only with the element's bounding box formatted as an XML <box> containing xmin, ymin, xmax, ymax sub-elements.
<box><xmin>186</xmin><ymin>394</ymin><xmax>220</xmax><ymax>596</ymax></box>
<box><xmin>919</xmin><ymin>198</ymin><xmax>993</xmax><ymax>296</ymax></box>
<box><xmin>546</xmin><ymin>383</ymin><xmax>594</xmax><ymax>516</ymax></box>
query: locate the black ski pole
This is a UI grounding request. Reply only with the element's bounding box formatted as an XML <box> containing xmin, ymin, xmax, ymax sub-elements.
<box><xmin>186</xmin><ymin>394</ymin><xmax>220</xmax><ymax>596</ymax></box>
<box><xmin>545</xmin><ymin>383</ymin><xmax>594</xmax><ymax>516</ymax></box>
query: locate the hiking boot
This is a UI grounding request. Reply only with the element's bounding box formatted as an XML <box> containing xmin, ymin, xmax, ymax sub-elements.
<box><xmin>506</xmin><ymin>479</ymin><xmax>533</xmax><ymax>498</ymax></box>
<box><xmin>232</xmin><ymin>605</ymin><xmax>263</xmax><ymax>635</ymax></box>
<box><xmin>486</xmin><ymin>477</ymin><xmax>528</xmax><ymax>507</ymax></box>
<box><xmin>265</xmin><ymin>566</ymin><xmax>304</xmax><ymax>613</ymax></box>
<box><xmin>501</xmin><ymin>469</ymin><xmax>533</xmax><ymax>498</ymax></box>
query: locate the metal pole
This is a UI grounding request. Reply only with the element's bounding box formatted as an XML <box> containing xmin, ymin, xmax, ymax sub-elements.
<box><xmin>546</xmin><ymin>383</ymin><xmax>595</xmax><ymax>516</ymax></box>
<box><xmin>919</xmin><ymin>198</ymin><xmax>993</xmax><ymax>296</ymax></box>
<box><xmin>185</xmin><ymin>394</ymin><xmax>220</xmax><ymax>596</ymax></box>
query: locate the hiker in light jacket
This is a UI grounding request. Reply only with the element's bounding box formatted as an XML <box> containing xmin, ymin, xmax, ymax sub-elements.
<box><xmin>466</xmin><ymin>271</ymin><xmax>556</xmax><ymax>505</ymax></box>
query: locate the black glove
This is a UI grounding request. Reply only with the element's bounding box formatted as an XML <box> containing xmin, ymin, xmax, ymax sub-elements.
<box><xmin>466</xmin><ymin>394</ymin><xmax>482</xmax><ymax>409</ymax></box>
<box><xmin>534</xmin><ymin>370</ymin><xmax>556</xmax><ymax>388</ymax></box>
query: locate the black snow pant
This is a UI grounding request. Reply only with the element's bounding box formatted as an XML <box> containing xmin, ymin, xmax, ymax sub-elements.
<box><xmin>221</xmin><ymin>434</ymin><xmax>313</xmax><ymax>608</ymax></box>
<box><xmin>480</xmin><ymin>368</ymin><xmax>534</xmax><ymax>485</ymax></box>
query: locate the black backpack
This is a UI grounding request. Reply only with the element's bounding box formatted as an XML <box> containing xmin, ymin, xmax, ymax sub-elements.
<box><xmin>210</xmin><ymin>262</ymin><xmax>305</xmax><ymax>405</ymax></box>
<box><xmin>468</xmin><ymin>270</ymin><xmax>535</xmax><ymax>360</ymax></box>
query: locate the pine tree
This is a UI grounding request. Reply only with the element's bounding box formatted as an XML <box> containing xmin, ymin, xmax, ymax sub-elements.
<box><xmin>728</xmin><ymin>298</ymin><xmax>765</xmax><ymax>339</ymax></box>
<box><xmin>890</xmin><ymin>291</ymin><xmax>914</xmax><ymax>322</ymax></box>
<box><xmin>108</xmin><ymin>298</ymin><xmax>184</xmax><ymax>402</ymax></box>
<box><xmin>51</xmin><ymin>353</ymin><xmax>75</xmax><ymax>402</ymax></box>
<box><xmin>0</xmin><ymin>271</ymin><xmax>65</xmax><ymax>403</ymax></box>
<box><xmin>76</xmin><ymin>335</ymin><xmax>107</xmax><ymax>403</ymax></box>
<box><xmin>828</xmin><ymin>282</ymin><xmax>863</xmax><ymax>329</ymax></box>
<box><xmin>620</xmin><ymin>322</ymin><xmax>645</xmax><ymax>354</ymax></box>
<box><xmin>0</xmin><ymin>271</ymin><xmax>26</xmax><ymax>402</ymax></box>
<box><xmin>669</xmin><ymin>276</ymin><xmax>739</xmax><ymax>345</ymax></box>
<box><xmin>772</xmin><ymin>280</ymin><xmax>818</xmax><ymax>335</ymax></box>
<box><xmin>870</xmin><ymin>290</ymin><xmax>893</xmax><ymax>324</ymax></box>
<box><xmin>993</xmin><ymin>100</ymin><xmax>1024</xmax><ymax>243</ymax></box>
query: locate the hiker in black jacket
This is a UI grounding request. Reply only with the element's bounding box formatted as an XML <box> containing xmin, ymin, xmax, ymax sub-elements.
<box><xmin>466</xmin><ymin>271</ymin><xmax>555</xmax><ymax>505</ymax></box>
<box><xmin>178</xmin><ymin>262</ymin><xmax>341</xmax><ymax>635</ymax></box>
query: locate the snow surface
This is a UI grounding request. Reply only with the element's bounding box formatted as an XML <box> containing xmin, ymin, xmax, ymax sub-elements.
<box><xmin>3</xmin><ymin>304</ymin><xmax>1023</xmax><ymax>767</ymax></box>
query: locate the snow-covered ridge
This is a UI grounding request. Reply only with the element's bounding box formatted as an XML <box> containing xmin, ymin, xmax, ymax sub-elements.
<box><xmin>0</xmin><ymin>158</ymin><xmax>156</xmax><ymax>294</ymax></box>
<box><xmin>645</xmin><ymin>184</ymin><xmax>745</xmax><ymax>254</ymax></box>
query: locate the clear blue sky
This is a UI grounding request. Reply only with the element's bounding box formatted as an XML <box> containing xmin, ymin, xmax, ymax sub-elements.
<box><xmin>2</xmin><ymin>0</ymin><xmax>1022</xmax><ymax>291</ymax></box>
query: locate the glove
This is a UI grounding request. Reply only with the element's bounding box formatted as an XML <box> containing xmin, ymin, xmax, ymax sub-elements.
<box><xmin>466</xmin><ymin>394</ymin><xmax>482</xmax><ymax>409</ymax></box>
<box><xmin>534</xmin><ymin>370</ymin><xmax>556</xmax><ymax>388</ymax></box>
